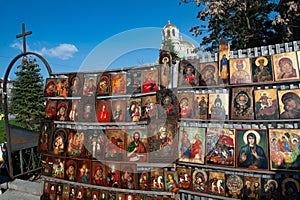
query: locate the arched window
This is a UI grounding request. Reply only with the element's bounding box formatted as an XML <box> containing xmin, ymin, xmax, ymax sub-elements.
<box><xmin>167</xmin><ymin>30</ymin><xmax>170</xmax><ymax>38</ymax></box>
<box><xmin>172</xmin><ymin>29</ymin><xmax>175</xmax><ymax>37</ymax></box>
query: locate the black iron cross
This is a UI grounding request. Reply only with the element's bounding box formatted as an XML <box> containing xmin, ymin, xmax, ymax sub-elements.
<box><xmin>16</xmin><ymin>23</ymin><xmax>32</xmax><ymax>53</ymax></box>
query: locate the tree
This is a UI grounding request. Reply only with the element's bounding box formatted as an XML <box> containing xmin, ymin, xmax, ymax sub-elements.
<box><xmin>161</xmin><ymin>38</ymin><xmax>180</xmax><ymax>61</ymax></box>
<box><xmin>11</xmin><ymin>56</ymin><xmax>45</xmax><ymax>130</ymax></box>
<box><xmin>181</xmin><ymin>0</ymin><xmax>299</xmax><ymax>52</ymax></box>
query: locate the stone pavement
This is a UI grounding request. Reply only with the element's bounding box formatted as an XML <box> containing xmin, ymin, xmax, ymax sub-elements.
<box><xmin>0</xmin><ymin>179</ymin><xmax>43</xmax><ymax>200</ymax></box>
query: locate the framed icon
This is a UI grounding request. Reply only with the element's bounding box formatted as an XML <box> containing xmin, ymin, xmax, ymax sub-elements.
<box><xmin>111</xmin><ymin>73</ymin><xmax>127</xmax><ymax>95</ymax></box>
<box><xmin>68</xmin><ymin>73</ymin><xmax>83</xmax><ymax>97</ymax></box>
<box><xmin>229</xmin><ymin>58</ymin><xmax>252</xmax><ymax>84</ymax></box>
<box><xmin>65</xmin><ymin>158</ymin><xmax>77</xmax><ymax>182</ymax></box>
<box><xmin>111</xmin><ymin>100</ymin><xmax>126</xmax><ymax>122</ymax></box>
<box><xmin>225</xmin><ymin>174</ymin><xmax>243</xmax><ymax>199</ymax></box>
<box><xmin>199</xmin><ymin>62</ymin><xmax>219</xmax><ymax>86</ymax></box>
<box><xmin>91</xmin><ymin>161</ymin><xmax>107</xmax><ymax>186</ymax></box>
<box><xmin>45</xmin><ymin>100</ymin><xmax>57</xmax><ymax>120</ymax></box>
<box><xmin>126</xmin><ymin>69</ymin><xmax>142</xmax><ymax>94</ymax></box>
<box><xmin>251</xmin><ymin>56</ymin><xmax>273</xmax><ymax>83</ymax></box>
<box><xmin>208</xmin><ymin>92</ymin><xmax>229</xmax><ymax>120</ymax></box>
<box><xmin>126</xmin><ymin>129</ymin><xmax>148</xmax><ymax>162</ymax></box>
<box><xmin>230</xmin><ymin>87</ymin><xmax>254</xmax><ymax>120</ymax></box>
<box><xmin>178</xmin><ymin>92</ymin><xmax>194</xmax><ymax>119</ymax></box>
<box><xmin>254</xmin><ymin>88</ymin><xmax>279</xmax><ymax>120</ymax></box>
<box><xmin>205</xmin><ymin>128</ymin><xmax>235</xmax><ymax>167</ymax></box>
<box><xmin>105</xmin><ymin>129</ymin><xmax>126</xmax><ymax>161</ymax></box>
<box><xmin>126</xmin><ymin>98</ymin><xmax>142</xmax><ymax>122</ymax></box>
<box><xmin>120</xmin><ymin>163</ymin><xmax>137</xmax><ymax>190</ymax></box>
<box><xmin>96</xmin><ymin>73</ymin><xmax>111</xmax><ymax>96</ymax></box>
<box><xmin>236</xmin><ymin>129</ymin><xmax>269</xmax><ymax>170</ymax></box>
<box><xmin>269</xmin><ymin>129</ymin><xmax>300</xmax><ymax>171</ymax></box>
<box><xmin>278</xmin><ymin>89</ymin><xmax>300</xmax><ymax>119</ymax></box>
<box><xmin>141</xmin><ymin>95</ymin><xmax>157</xmax><ymax>121</ymax></box>
<box><xmin>96</xmin><ymin>100</ymin><xmax>112</xmax><ymax>122</ymax></box>
<box><xmin>157</xmin><ymin>88</ymin><xmax>178</xmax><ymax>118</ymax></box>
<box><xmin>178</xmin><ymin>60</ymin><xmax>199</xmax><ymax>88</ymax></box>
<box><xmin>77</xmin><ymin>159</ymin><xmax>91</xmax><ymax>184</ymax></box>
<box><xmin>83</xmin><ymin>74</ymin><xmax>97</xmax><ymax>97</ymax></box>
<box><xmin>142</xmin><ymin>69</ymin><xmax>158</xmax><ymax>93</ymax></box>
<box><xmin>272</xmin><ymin>51</ymin><xmax>299</xmax><ymax>82</ymax></box>
<box><xmin>208</xmin><ymin>171</ymin><xmax>225</xmax><ymax>196</ymax></box>
<box><xmin>177</xmin><ymin>167</ymin><xmax>192</xmax><ymax>190</ymax></box>
<box><xmin>178</xmin><ymin>126</ymin><xmax>206</xmax><ymax>164</ymax></box>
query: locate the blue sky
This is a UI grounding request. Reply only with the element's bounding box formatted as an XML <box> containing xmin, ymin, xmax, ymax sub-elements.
<box><xmin>0</xmin><ymin>0</ymin><xmax>203</xmax><ymax>79</ymax></box>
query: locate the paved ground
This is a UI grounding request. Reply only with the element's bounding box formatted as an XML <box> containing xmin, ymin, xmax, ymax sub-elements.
<box><xmin>0</xmin><ymin>179</ymin><xmax>42</xmax><ymax>200</ymax></box>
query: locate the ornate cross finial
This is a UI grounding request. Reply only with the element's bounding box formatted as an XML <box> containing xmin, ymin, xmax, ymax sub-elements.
<box><xmin>16</xmin><ymin>23</ymin><xmax>32</xmax><ymax>53</ymax></box>
<box><xmin>168</xmin><ymin>20</ymin><xmax>171</xmax><ymax>24</ymax></box>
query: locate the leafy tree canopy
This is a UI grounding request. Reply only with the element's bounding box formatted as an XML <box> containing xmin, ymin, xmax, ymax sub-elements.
<box><xmin>180</xmin><ymin>0</ymin><xmax>300</xmax><ymax>52</ymax></box>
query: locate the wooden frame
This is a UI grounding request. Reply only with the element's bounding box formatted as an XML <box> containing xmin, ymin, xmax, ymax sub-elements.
<box><xmin>254</xmin><ymin>88</ymin><xmax>279</xmax><ymax>120</ymax></box>
<box><xmin>199</xmin><ymin>62</ymin><xmax>219</xmax><ymax>86</ymax></box>
<box><xmin>68</xmin><ymin>73</ymin><xmax>83</xmax><ymax>97</ymax></box>
<box><xmin>178</xmin><ymin>126</ymin><xmax>206</xmax><ymax>164</ymax></box>
<box><xmin>96</xmin><ymin>72</ymin><xmax>111</xmax><ymax>96</ymax></box>
<box><xmin>157</xmin><ymin>88</ymin><xmax>178</xmax><ymax>118</ymax></box>
<box><xmin>251</xmin><ymin>56</ymin><xmax>274</xmax><ymax>83</ymax></box>
<box><xmin>208</xmin><ymin>171</ymin><xmax>225</xmax><ymax>196</ymax></box>
<box><xmin>230</xmin><ymin>87</ymin><xmax>254</xmax><ymax>120</ymax></box>
<box><xmin>142</xmin><ymin>68</ymin><xmax>158</xmax><ymax>93</ymax></box>
<box><xmin>111</xmin><ymin>100</ymin><xmax>126</xmax><ymax>122</ymax></box>
<box><xmin>126</xmin><ymin>69</ymin><xmax>142</xmax><ymax>94</ymax></box>
<box><xmin>111</xmin><ymin>73</ymin><xmax>127</xmax><ymax>95</ymax></box>
<box><xmin>178</xmin><ymin>60</ymin><xmax>199</xmax><ymax>88</ymax></box>
<box><xmin>208</xmin><ymin>92</ymin><xmax>229</xmax><ymax>120</ymax></box>
<box><xmin>65</xmin><ymin>158</ymin><xmax>77</xmax><ymax>182</ymax></box>
<box><xmin>278</xmin><ymin>89</ymin><xmax>300</xmax><ymax>119</ymax></box>
<box><xmin>178</xmin><ymin>92</ymin><xmax>194</xmax><ymax>119</ymax></box>
<box><xmin>120</xmin><ymin>163</ymin><xmax>138</xmax><ymax>190</ymax></box>
<box><xmin>96</xmin><ymin>99</ymin><xmax>112</xmax><ymax>122</ymax></box>
<box><xmin>126</xmin><ymin>129</ymin><xmax>148</xmax><ymax>162</ymax></box>
<box><xmin>83</xmin><ymin>74</ymin><xmax>97</xmax><ymax>97</ymax></box>
<box><xmin>272</xmin><ymin>51</ymin><xmax>299</xmax><ymax>82</ymax></box>
<box><xmin>236</xmin><ymin>129</ymin><xmax>269</xmax><ymax>170</ymax></box>
<box><xmin>205</xmin><ymin>128</ymin><xmax>235</xmax><ymax>167</ymax></box>
<box><xmin>104</xmin><ymin>129</ymin><xmax>126</xmax><ymax>161</ymax></box>
<box><xmin>229</xmin><ymin>58</ymin><xmax>252</xmax><ymax>84</ymax></box>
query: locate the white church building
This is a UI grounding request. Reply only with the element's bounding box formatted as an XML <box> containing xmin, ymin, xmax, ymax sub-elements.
<box><xmin>161</xmin><ymin>20</ymin><xmax>197</xmax><ymax>58</ymax></box>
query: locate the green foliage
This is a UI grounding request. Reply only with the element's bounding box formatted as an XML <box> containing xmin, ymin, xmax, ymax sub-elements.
<box><xmin>0</xmin><ymin>94</ymin><xmax>3</xmax><ymax>113</ymax></box>
<box><xmin>161</xmin><ymin>38</ymin><xmax>180</xmax><ymax>60</ymax></box>
<box><xmin>183</xmin><ymin>0</ymin><xmax>300</xmax><ymax>51</ymax></box>
<box><xmin>11</xmin><ymin>56</ymin><xmax>45</xmax><ymax>131</ymax></box>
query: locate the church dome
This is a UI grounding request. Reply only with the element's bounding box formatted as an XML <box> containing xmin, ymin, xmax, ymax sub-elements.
<box><xmin>163</xmin><ymin>20</ymin><xmax>178</xmax><ymax>30</ymax></box>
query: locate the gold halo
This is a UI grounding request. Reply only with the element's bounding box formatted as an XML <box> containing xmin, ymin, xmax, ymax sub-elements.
<box><xmin>255</xmin><ymin>56</ymin><xmax>268</xmax><ymax>67</ymax></box>
<box><xmin>192</xmin><ymin>170</ymin><xmax>207</xmax><ymax>182</ymax></box>
<box><xmin>266</xmin><ymin>179</ymin><xmax>278</xmax><ymax>189</ymax></box>
<box><xmin>243</xmin><ymin>130</ymin><xmax>261</xmax><ymax>144</ymax></box>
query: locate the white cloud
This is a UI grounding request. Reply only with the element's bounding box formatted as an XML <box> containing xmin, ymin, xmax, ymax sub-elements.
<box><xmin>40</xmin><ymin>44</ymin><xmax>78</xmax><ymax>60</ymax></box>
<box><xmin>10</xmin><ymin>42</ymin><xmax>78</xmax><ymax>60</ymax></box>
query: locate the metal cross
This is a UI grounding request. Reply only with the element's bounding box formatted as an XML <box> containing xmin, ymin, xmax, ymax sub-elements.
<box><xmin>16</xmin><ymin>23</ymin><xmax>32</xmax><ymax>53</ymax></box>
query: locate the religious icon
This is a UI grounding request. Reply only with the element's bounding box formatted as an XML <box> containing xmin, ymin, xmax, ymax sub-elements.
<box><xmin>44</xmin><ymin>100</ymin><xmax>57</xmax><ymax>120</ymax></box>
<box><xmin>178</xmin><ymin>60</ymin><xmax>199</xmax><ymax>87</ymax></box>
<box><xmin>96</xmin><ymin>73</ymin><xmax>111</xmax><ymax>96</ymax></box>
<box><xmin>208</xmin><ymin>92</ymin><xmax>229</xmax><ymax>120</ymax></box>
<box><xmin>65</xmin><ymin>158</ymin><xmax>77</xmax><ymax>182</ymax></box>
<box><xmin>96</xmin><ymin>100</ymin><xmax>112</xmax><ymax>122</ymax></box>
<box><xmin>116</xmin><ymin>193</ymin><xmax>125</xmax><ymax>200</ymax></box>
<box><xmin>269</xmin><ymin>129</ymin><xmax>300</xmax><ymax>171</ymax></box>
<box><xmin>111</xmin><ymin>73</ymin><xmax>127</xmax><ymax>95</ymax></box>
<box><xmin>280</xmin><ymin>177</ymin><xmax>300</xmax><ymax>199</ymax></box>
<box><xmin>218</xmin><ymin>38</ymin><xmax>230</xmax><ymax>85</ymax></box>
<box><xmin>62</xmin><ymin>184</ymin><xmax>71</xmax><ymax>200</ymax></box>
<box><xmin>261</xmin><ymin>178</ymin><xmax>281</xmax><ymax>200</ymax></box>
<box><xmin>177</xmin><ymin>167</ymin><xmax>192</xmax><ymax>190</ymax></box>
<box><xmin>56</xmin><ymin>100</ymin><xmax>70</xmax><ymax>121</ymax></box>
<box><xmin>41</xmin><ymin>155</ymin><xmax>53</xmax><ymax>177</ymax></box>
<box><xmin>278</xmin><ymin>89</ymin><xmax>300</xmax><ymax>119</ymax></box>
<box><xmin>178</xmin><ymin>92</ymin><xmax>194</xmax><ymax>119</ymax></box>
<box><xmin>44</xmin><ymin>78</ymin><xmax>57</xmax><ymax>97</ymax></box>
<box><xmin>125</xmin><ymin>194</ymin><xmax>135</xmax><ymax>200</ymax></box>
<box><xmin>159</xmin><ymin>50</ymin><xmax>172</xmax><ymax>88</ymax></box>
<box><xmin>69</xmin><ymin>185</ymin><xmax>76</xmax><ymax>200</ymax></box>
<box><xmin>141</xmin><ymin>95</ymin><xmax>157</xmax><ymax>121</ymax></box>
<box><xmin>126</xmin><ymin>98</ymin><xmax>142</xmax><ymax>122</ymax></box>
<box><xmin>193</xmin><ymin>93</ymin><xmax>208</xmax><ymax>119</ymax></box>
<box><xmin>126</xmin><ymin>69</ymin><xmax>142</xmax><ymax>94</ymax></box>
<box><xmin>229</xmin><ymin>58</ymin><xmax>252</xmax><ymax>84</ymax></box>
<box><xmin>148</xmin><ymin>117</ymin><xmax>178</xmax><ymax>163</ymax></box>
<box><xmin>49</xmin><ymin>183</ymin><xmax>57</xmax><ymax>200</ymax></box>
<box><xmin>208</xmin><ymin>171</ymin><xmax>225</xmax><ymax>196</ymax></box>
<box><xmin>68</xmin><ymin>73</ymin><xmax>83</xmax><ymax>97</ymax></box>
<box><xmin>157</xmin><ymin>88</ymin><xmax>179</xmax><ymax>118</ymax></box>
<box><xmin>230</xmin><ymin>87</ymin><xmax>254</xmax><ymax>120</ymax></box>
<box><xmin>51</xmin><ymin>128</ymin><xmax>67</xmax><ymax>155</ymax></box>
<box><xmin>205</xmin><ymin>128</ymin><xmax>235</xmax><ymax>167</ymax></box>
<box><xmin>105</xmin><ymin>129</ymin><xmax>126</xmax><ymax>161</ymax></box>
<box><xmin>142</xmin><ymin>69</ymin><xmax>158</xmax><ymax>93</ymax></box>
<box><xmin>111</xmin><ymin>100</ymin><xmax>126</xmax><ymax>122</ymax></box>
<box><xmin>178</xmin><ymin>126</ymin><xmax>206</xmax><ymax>164</ymax></box>
<box><xmin>138</xmin><ymin>170</ymin><xmax>151</xmax><ymax>190</ymax></box>
<box><xmin>126</xmin><ymin>129</ymin><xmax>148</xmax><ymax>162</ymax></box>
<box><xmin>68</xmin><ymin>99</ymin><xmax>80</xmax><ymax>122</ymax></box>
<box><xmin>120</xmin><ymin>163</ymin><xmax>137</xmax><ymax>190</ymax></box>
<box><xmin>77</xmin><ymin>159</ymin><xmax>91</xmax><ymax>184</ymax></box>
<box><xmin>236</xmin><ymin>129</ymin><xmax>269</xmax><ymax>170</ymax></box>
<box><xmin>52</xmin><ymin>157</ymin><xmax>65</xmax><ymax>179</ymax></box>
<box><xmin>76</xmin><ymin>186</ymin><xmax>85</xmax><ymax>200</ymax></box>
<box><xmin>83</xmin><ymin>75</ymin><xmax>97</xmax><ymax>96</ymax></box>
<box><xmin>105</xmin><ymin>162</ymin><xmax>121</xmax><ymax>188</ymax></box>
<box><xmin>38</xmin><ymin>121</ymin><xmax>53</xmax><ymax>152</ymax></box>
<box><xmin>272</xmin><ymin>51</ymin><xmax>299</xmax><ymax>82</ymax></box>
<box><xmin>43</xmin><ymin>181</ymin><xmax>51</xmax><ymax>200</ymax></box>
<box><xmin>254</xmin><ymin>88</ymin><xmax>279</xmax><ymax>120</ymax></box>
<box><xmin>84</xmin><ymin>129</ymin><xmax>105</xmax><ymax>160</ymax></box>
<box><xmin>150</xmin><ymin>168</ymin><xmax>165</xmax><ymax>191</ymax></box>
<box><xmin>67</xmin><ymin>129</ymin><xmax>85</xmax><ymax>157</ymax></box>
<box><xmin>91</xmin><ymin>190</ymin><xmax>100</xmax><ymax>200</ymax></box>
<box><xmin>56</xmin><ymin>183</ymin><xmax>63</xmax><ymax>199</ymax></box>
<box><xmin>164</xmin><ymin>171</ymin><xmax>179</xmax><ymax>193</ymax></box>
<box><xmin>91</xmin><ymin>161</ymin><xmax>107</xmax><ymax>186</ymax></box>
<box><xmin>243</xmin><ymin>176</ymin><xmax>262</xmax><ymax>200</ymax></box>
<box><xmin>252</xmin><ymin>56</ymin><xmax>273</xmax><ymax>83</ymax></box>
<box><xmin>225</xmin><ymin>174</ymin><xmax>243</xmax><ymax>199</ymax></box>
<box><xmin>199</xmin><ymin>62</ymin><xmax>218</xmax><ymax>86</ymax></box>
<box><xmin>80</xmin><ymin>97</ymin><xmax>96</xmax><ymax>122</ymax></box>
